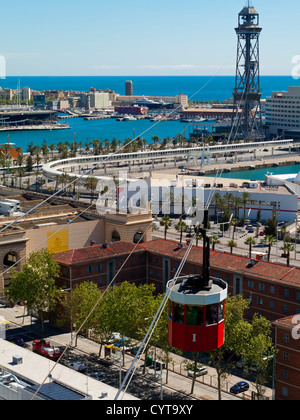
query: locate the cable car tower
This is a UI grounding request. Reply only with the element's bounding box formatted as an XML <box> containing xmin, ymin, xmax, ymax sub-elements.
<box><xmin>167</xmin><ymin>211</ymin><xmax>228</xmax><ymax>352</ymax></box>
<box><xmin>232</xmin><ymin>2</ymin><xmax>263</xmax><ymax>141</ymax></box>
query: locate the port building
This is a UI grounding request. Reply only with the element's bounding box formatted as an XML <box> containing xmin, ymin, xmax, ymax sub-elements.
<box><xmin>265</xmin><ymin>87</ymin><xmax>300</xmax><ymax>140</ymax></box>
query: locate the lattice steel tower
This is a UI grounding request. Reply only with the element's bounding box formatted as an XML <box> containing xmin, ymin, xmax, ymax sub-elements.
<box><xmin>232</xmin><ymin>2</ymin><xmax>263</xmax><ymax>140</ymax></box>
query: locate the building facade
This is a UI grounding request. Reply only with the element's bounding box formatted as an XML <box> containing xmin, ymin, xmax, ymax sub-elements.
<box><xmin>273</xmin><ymin>316</ymin><xmax>300</xmax><ymax>400</ymax></box>
<box><xmin>265</xmin><ymin>87</ymin><xmax>300</xmax><ymax>138</ymax></box>
<box><xmin>53</xmin><ymin>237</ymin><xmax>300</xmax><ymax>399</ymax></box>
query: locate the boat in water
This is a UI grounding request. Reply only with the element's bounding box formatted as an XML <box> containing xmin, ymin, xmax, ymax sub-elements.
<box><xmin>133</xmin><ymin>96</ymin><xmax>173</xmax><ymax>109</ymax></box>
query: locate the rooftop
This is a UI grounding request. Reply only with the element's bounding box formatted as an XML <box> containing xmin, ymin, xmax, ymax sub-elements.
<box><xmin>54</xmin><ymin>237</ymin><xmax>300</xmax><ymax>288</ymax></box>
<box><xmin>0</xmin><ymin>339</ymin><xmax>137</xmax><ymax>401</ymax></box>
<box><xmin>54</xmin><ymin>241</ymin><xmax>144</xmax><ymax>265</ymax></box>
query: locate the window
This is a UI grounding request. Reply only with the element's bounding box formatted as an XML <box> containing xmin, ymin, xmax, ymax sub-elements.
<box><xmin>97</xmin><ymin>264</ymin><xmax>102</xmax><ymax>272</ymax></box>
<box><xmin>284</xmin><ymin>333</ymin><xmax>290</xmax><ymax>343</ymax></box>
<box><xmin>173</xmin><ymin>303</ymin><xmax>184</xmax><ymax>324</ymax></box>
<box><xmin>248</xmin><ymin>280</ymin><xmax>254</xmax><ymax>288</ymax></box>
<box><xmin>257</xmin><ymin>297</ymin><xmax>264</xmax><ymax>306</ymax></box>
<box><xmin>284</xmin><ymin>305</ymin><xmax>289</xmax><ymax>313</ymax></box>
<box><xmin>186</xmin><ymin>305</ymin><xmax>204</xmax><ymax>326</ymax></box>
<box><xmin>98</xmin><ymin>278</ymin><xmax>103</xmax><ymax>285</ymax></box>
<box><xmin>206</xmin><ymin>304</ymin><xmax>218</xmax><ymax>325</ymax></box>
<box><xmin>284</xmin><ymin>289</ymin><xmax>289</xmax><ymax>298</ymax></box>
<box><xmin>112</xmin><ymin>231</ymin><xmax>120</xmax><ymax>242</ymax></box>
<box><xmin>87</xmin><ymin>265</ymin><xmax>93</xmax><ymax>274</ymax></box>
<box><xmin>270</xmin><ymin>301</ymin><xmax>274</xmax><ymax>309</ymax></box>
<box><xmin>259</xmin><ymin>283</ymin><xmax>265</xmax><ymax>291</ymax></box>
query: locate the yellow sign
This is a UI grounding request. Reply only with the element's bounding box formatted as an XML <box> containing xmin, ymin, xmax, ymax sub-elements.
<box><xmin>47</xmin><ymin>230</ymin><xmax>69</xmax><ymax>253</ymax></box>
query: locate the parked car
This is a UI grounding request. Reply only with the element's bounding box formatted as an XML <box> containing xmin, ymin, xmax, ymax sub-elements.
<box><xmin>259</xmin><ymin>230</ymin><xmax>265</xmax><ymax>236</ymax></box>
<box><xmin>9</xmin><ymin>338</ymin><xmax>25</xmax><ymax>347</ymax></box>
<box><xmin>247</xmin><ymin>225</ymin><xmax>254</xmax><ymax>233</ymax></box>
<box><xmin>230</xmin><ymin>381</ymin><xmax>250</xmax><ymax>394</ymax></box>
<box><xmin>188</xmin><ymin>366</ymin><xmax>208</xmax><ymax>377</ymax></box>
<box><xmin>68</xmin><ymin>361</ymin><xmax>86</xmax><ymax>372</ymax></box>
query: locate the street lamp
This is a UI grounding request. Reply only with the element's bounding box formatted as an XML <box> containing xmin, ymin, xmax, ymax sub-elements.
<box><xmin>263</xmin><ymin>354</ymin><xmax>275</xmax><ymax>401</ymax></box>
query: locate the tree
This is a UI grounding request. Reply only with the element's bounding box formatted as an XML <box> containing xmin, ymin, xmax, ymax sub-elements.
<box><xmin>245</xmin><ymin>236</ymin><xmax>256</xmax><ymax>258</ymax></box>
<box><xmin>175</xmin><ymin>217</ymin><xmax>188</xmax><ymax>244</ymax></box>
<box><xmin>208</xmin><ymin>295</ymin><xmax>274</xmax><ymax>400</ymax></box>
<box><xmin>231</xmin><ymin>218</ymin><xmax>238</xmax><ymax>239</ymax></box>
<box><xmin>160</xmin><ymin>215</ymin><xmax>172</xmax><ymax>240</ymax></box>
<box><xmin>227</xmin><ymin>239</ymin><xmax>237</xmax><ymax>254</ymax></box>
<box><xmin>84</xmin><ymin>176</ymin><xmax>98</xmax><ymax>203</ymax></box>
<box><xmin>264</xmin><ymin>217</ymin><xmax>277</xmax><ymax>238</ymax></box>
<box><xmin>281</xmin><ymin>241</ymin><xmax>295</xmax><ymax>267</ymax></box>
<box><xmin>210</xmin><ymin>235</ymin><xmax>220</xmax><ymax>251</ymax></box>
<box><xmin>264</xmin><ymin>235</ymin><xmax>277</xmax><ymax>262</ymax></box>
<box><xmin>60</xmin><ymin>282</ymin><xmax>102</xmax><ymax>347</ymax></box>
<box><xmin>6</xmin><ymin>249</ymin><xmax>61</xmax><ymax>328</ymax></box>
<box><xmin>241</xmin><ymin>191</ymin><xmax>251</xmax><ymax>220</ymax></box>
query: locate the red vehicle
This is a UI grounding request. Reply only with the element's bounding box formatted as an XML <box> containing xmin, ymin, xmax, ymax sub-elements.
<box><xmin>32</xmin><ymin>339</ymin><xmax>64</xmax><ymax>361</ymax></box>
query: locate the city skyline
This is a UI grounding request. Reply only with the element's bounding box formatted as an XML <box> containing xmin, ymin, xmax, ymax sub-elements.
<box><xmin>1</xmin><ymin>0</ymin><xmax>300</xmax><ymax>77</ymax></box>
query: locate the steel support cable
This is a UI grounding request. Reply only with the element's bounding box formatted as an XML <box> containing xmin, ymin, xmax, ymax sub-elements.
<box><xmin>116</xmin><ymin>83</ymin><xmax>247</xmax><ymax>400</ymax></box>
<box><xmin>0</xmin><ymin>68</ymin><xmax>228</xmax><ymax>236</ymax></box>
<box><xmin>1</xmin><ymin>47</ymin><xmax>236</xmax><ymax>236</ymax></box>
<box><xmin>30</xmin><ymin>171</ymin><xmax>190</xmax><ymax>400</ymax></box>
<box><xmin>28</xmin><ymin>50</ymin><xmax>235</xmax><ymax>399</ymax></box>
<box><xmin>114</xmin><ymin>234</ymin><xmax>196</xmax><ymax>400</ymax></box>
<box><xmin>205</xmin><ymin>87</ymin><xmax>247</xmax><ymax>210</ymax></box>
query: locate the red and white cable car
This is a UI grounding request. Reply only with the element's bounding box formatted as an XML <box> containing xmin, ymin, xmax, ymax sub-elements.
<box><xmin>167</xmin><ymin>211</ymin><xmax>228</xmax><ymax>352</ymax></box>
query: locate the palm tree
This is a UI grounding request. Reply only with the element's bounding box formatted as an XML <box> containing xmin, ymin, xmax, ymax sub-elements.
<box><xmin>245</xmin><ymin>236</ymin><xmax>256</xmax><ymax>259</ymax></box>
<box><xmin>281</xmin><ymin>242</ymin><xmax>295</xmax><ymax>267</ymax></box>
<box><xmin>84</xmin><ymin>176</ymin><xmax>98</xmax><ymax>203</ymax></box>
<box><xmin>223</xmin><ymin>192</ymin><xmax>234</xmax><ymax>212</ymax></box>
<box><xmin>241</xmin><ymin>191</ymin><xmax>251</xmax><ymax>220</ymax></box>
<box><xmin>160</xmin><ymin>215</ymin><xmax>172</xmax><ymax>240</ymax></box>
<box><xmin>232</xmin><ymin>196</ymin><xmax>242</xmax><ymax>218</ymax></box>
<box><xmin>175</xmin><ymin>217</ymin><xmax>188</xmax><ymax>244</ymax></box>
<box><xmin>195</xmin><ymin>230</ymin><xmax>203</xmax><ymax>247</ymax></box>
<box><xmin>210</xmin><ymin>235</ymin><xmax>220</xmax><ymax>251</ymax></box>
<box><xmin>231</xmin><ymin>218</ymin><xmax>238</xmax><ymax>239</ymax></box>
<box><xmin>264</xmin><ymin>235</ymin><xmax>277</xmax><ymax>262</ymax></box>
<box><xmin>212</xmin><ymin>192</ymin><xmax>222</xmax><ymax>218</ymax></box>
<box><xmin>228</xmin><ymin>239</ymin><xmax>237</xmax><ymax>254</ymax></box>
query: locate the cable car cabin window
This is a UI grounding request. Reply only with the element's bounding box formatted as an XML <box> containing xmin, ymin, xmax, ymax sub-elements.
<box><xmin>206</xmin><ymin>304</ymin><xmax>218</xmax><ymax>326</ymax></box>
<box><xmin>218</xmin><ymin>302</ymin><xmax>224</xmax><ymax>323</ymax></box>
<box><xmin>173</xmin><ymin>303</ymin><xmax>184</xmax><ymax>324</ymax></box>
<box><xmin>186</xmin><ymin>305</ymin><xmax>204</xmax><ymax>326</ymax></box>
<box><xmin>168</xmin><ymin>301</ymin><xmax>172</xmax><ymax>320</ymax></box>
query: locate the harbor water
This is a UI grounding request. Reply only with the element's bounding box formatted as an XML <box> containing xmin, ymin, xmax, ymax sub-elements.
<box><xmin>0</xmin><ymin>75</ymin><xmax>299</xmax><ymax>152</ymax></box>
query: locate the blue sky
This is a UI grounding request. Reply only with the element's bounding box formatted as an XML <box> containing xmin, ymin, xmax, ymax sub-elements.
<box><xmin>1</xmin><ymin>0</ymin><xmax>299</xmax><ymax>76</ymax></box>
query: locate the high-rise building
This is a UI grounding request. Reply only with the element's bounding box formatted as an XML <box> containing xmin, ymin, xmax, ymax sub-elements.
<box><xmin>125</xmin><ymin>80</ymin><xmax>133</xmax><ymax>96</ymax></box>
<box><xmin>232</xmin><ymin>2</ymin><xmax>263</xmax><ymax>140</ymax></box>
<box><xmin>265</xmin><ymin>87</ymin><xmax>300</xmax><ymax>139</ymax></box>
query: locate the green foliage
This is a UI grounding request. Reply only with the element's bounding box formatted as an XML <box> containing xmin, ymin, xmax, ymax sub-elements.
<box><xmin>6</xmin><ymin>249</ymin><xmax>61</xmax><ymax>317</ymax></box>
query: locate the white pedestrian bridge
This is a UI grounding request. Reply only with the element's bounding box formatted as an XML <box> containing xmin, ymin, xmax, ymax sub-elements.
<box><xmin>42</xmin><ymin>139</ymin><xmax>294</xmax><ymax>183</ymax></box>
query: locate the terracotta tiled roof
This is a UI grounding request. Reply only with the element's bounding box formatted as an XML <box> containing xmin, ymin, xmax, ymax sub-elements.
<box><xmin>273</xmin><ymin>315</ymin><xmax>298</xmax><ymax>329</ymax></box>
<box><xmin>54</xmin><ymin>241</ymin><xmax>143</xmax><ymax>265</ymax></box>
<box><xmin>140</xmin><ymin>239</ymin><xmax>300</xmax><ymax>287</ymax></box>
<box><xmin>54</xmin><ymin>238</ymin><xmax>300</xmax><ymax>288</ymax></box>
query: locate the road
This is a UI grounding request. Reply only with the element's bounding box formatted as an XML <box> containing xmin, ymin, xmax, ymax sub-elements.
<box><xmin>0</xmin><ymin>303</ymin><xmax>272</xmax><ymax>401</ymax></box>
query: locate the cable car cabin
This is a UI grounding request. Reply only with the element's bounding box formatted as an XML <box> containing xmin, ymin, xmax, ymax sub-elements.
<box><xmin>167</xmin><ymin>275</ymin><xmax>228</xmax><ymax>352</ymax></box>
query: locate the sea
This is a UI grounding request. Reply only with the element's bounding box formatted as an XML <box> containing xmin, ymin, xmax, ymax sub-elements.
<box><xmin>1</xmin><ymin>75</ymin><xmax>300</xmax><ymax>179</ymax></box>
